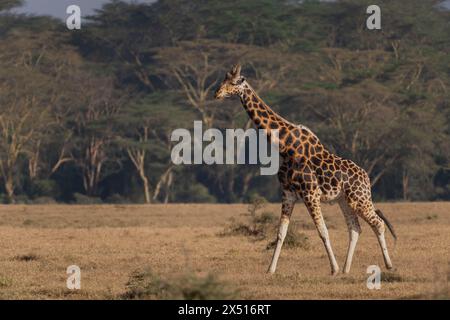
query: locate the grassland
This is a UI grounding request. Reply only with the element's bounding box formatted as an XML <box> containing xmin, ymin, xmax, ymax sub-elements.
<box><xmin>0</xmin><ymin>202</ymin><xmax>448</xmax><ymax>299</ymax></box>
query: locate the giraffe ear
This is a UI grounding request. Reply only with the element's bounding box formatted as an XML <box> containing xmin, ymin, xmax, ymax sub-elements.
<box><xmin>226</xmin><ymin>72</ymin><xmax>233</xmax><ymax>79</ymax></box>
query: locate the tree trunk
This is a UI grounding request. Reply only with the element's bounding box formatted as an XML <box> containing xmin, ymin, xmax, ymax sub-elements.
<box><xmin>153</xmin><ymin>165</ymin><xmax>174</xmax><ymax>202</ymax></box>
<box><xmin>4</xmin><ymin>172</ymin><xmax>15</xmax><ymax>203</ymax></box>
<box><xmin>28</xmin><ymin>140</ymin><xmax>41</xmax><ymax>180</ymax></box>
<box><xmin>402</xmin><ymin>169</ymin><xmax>409</xmax><ymax>201</ymax></box>
<box><xmin>141</xmin><ymin>173</ymin><xmax>151</xmax><ymax>204</ymax></box>
<box><xmin>240</xmin><ymin>171</ymin><xmax>253</xmax><ymax>200</ymax></box>
<box><xmin>163</xmin><ymin>171</ymin><xmax>173</xmax><ymax>204</ymax></box>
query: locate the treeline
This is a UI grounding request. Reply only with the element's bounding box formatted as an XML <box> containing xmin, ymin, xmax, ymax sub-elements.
<box><xmin>0</xmin><ymin>0</ymin><xmax>449</xmax><ymax>204</ymax></box>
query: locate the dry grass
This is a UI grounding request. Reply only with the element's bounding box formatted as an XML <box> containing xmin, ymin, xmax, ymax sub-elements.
<box><xmin>0</xmin><ymin>202</ymin><xmax>448</xmax><ymax>299</ymax></box>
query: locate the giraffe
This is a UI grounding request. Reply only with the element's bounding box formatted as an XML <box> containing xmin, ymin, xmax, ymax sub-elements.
<box><xmin>214</xmin><ymin>64</ymin><xmax>397</xmax><ymax>275</ymax></box>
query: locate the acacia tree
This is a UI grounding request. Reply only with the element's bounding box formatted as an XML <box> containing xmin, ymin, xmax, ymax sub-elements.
<box><xmin>155</xmin><ymin>40</ymin><xmax>243</xmax><ymax>128</ymax></box>
<box><xmin>0</xmin><ymin>29</ymin><xmax>70</xmax><ymax>202</ymax></box>
<box><xmin>114</xmin><ymin>95</ymin><xmax>195</xmax><ymax>203</ymax></box>
<box><xmin>0</xmin><ymin>72</ymin><xmax>51</xmax><ymax>202</ymax></box>
<box><xmin>67</xmin><ymin>73</ymin><xmax>123</xmax><ymax>196</ymax></box>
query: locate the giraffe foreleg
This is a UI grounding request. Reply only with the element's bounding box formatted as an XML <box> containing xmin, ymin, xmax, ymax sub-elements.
<box><xmin>338</xmin><ymin>198</ymin><xmax>361</xmax><ymax>274</ymax></box>
<box><xmin>304</xmin><ymin>190</ymin><xmax>339</xmax><ymax>276</ymax></box>
<box><xmin>267</xmin><ymin>191</ymin><xmax>296</xmax><ymax>274</ymax></box>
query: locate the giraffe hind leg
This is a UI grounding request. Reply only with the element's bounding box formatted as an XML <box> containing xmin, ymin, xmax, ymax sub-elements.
<box><xmin>357</xmin><ymin>204</ymin><xmax>393</xmax><ymax>270</ymax></box>
<box><xmin>304</xmin><ymin>189</ymin><xmax>339</xmax><ymax>276</ymax></box>
<box><xmin>338</xmin><ymin>198</ymin><xmax>362</xmax><ymax>274</ymax></box>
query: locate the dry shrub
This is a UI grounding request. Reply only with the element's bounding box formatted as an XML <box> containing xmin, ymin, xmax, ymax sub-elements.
<box><xmin>13</xmin><ymin>253</ymin><xmax>39</xmax><ymax>262</ymax></box>
<box><xmin>267</xmin><ymin>222</ymin><xmax>311</xmax><ymax>250</ymax></box>
<box><xmin>254</xmin><ymin>211</ymin><xmax>277</xmax><ymax>225</ymax></box>
<box><xmin>122</xmin><ymin>268</ymin><xmax>238</xmax><ymax>300</ymax></box>
<box><xmin>0</xmin><ymin>276</ymin><xmax>12</xmax><ymax>288</ymax></box>
<box><xmin>426</xmin><ymin>214</ymin><xmax>438</xmax><ymax>220</ymax></box>
<box><xmin>381</xmin><ymin>271</ymin><xmax>404</xmax><ymax>283</ymax></box>
<box><xmin>220</xmin><ymin>197</ymin><xmax>276</xmax><ymax>240</ymax></box>
<box><xmin>220</xmin><ymin>212</ymin><xmax>278</xmax><ymax>239</ymax></box>
<box><xmin>247</xmin><ymin>196</ymin><xmax>267</xmax><ymax>218</ymax></box>
<box><xmin>220</xmin><ymin>220</ymin><xmax>265</xmax><ymax>238</ymax></box>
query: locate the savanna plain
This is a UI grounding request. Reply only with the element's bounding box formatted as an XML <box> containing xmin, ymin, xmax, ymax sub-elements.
<box><xmin>0</xmin><ymin>202</ymin><xmax>448</xmax><ymax>299</ymax></box>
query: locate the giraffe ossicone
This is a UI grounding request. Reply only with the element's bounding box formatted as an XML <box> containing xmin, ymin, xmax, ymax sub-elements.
<box><xmin>215</xmin><ymin>64</ymin><xmax>397</xmax><ymax>275</ymax></box>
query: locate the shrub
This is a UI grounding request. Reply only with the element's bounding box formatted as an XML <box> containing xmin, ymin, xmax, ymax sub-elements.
<box><xmin>14</xmin><ymin>253</ymin><xmax>40</xmax><ymax>262</ymax></box>
<box><xmin>32</xmin><ymin>196</ymin><xmax>57</xmax><ymax>204</ymax></box>
<box><xmin>220</xmin><ymin>210</ymin><xmax>276</xmax><ymax>240</ymax></box>
<box><xmin>247</xmin><ymin>195</ymin><xmax>267</xmax><ymax>217</ymax></box>
<box><xmin>253</xmin><ymin>211</ymin><xmax>276</xmax><ymax>225</ymax></box>
<box><xmin>220</xmin><ymin>220</ymin><xmax>265</xmax><ymax>238</ymax></box>
<box><xmin>14</xmin><ymin>195</ymin><xmax>32</xmax><ymax>204</ymax></box>
<box><xmin>0</xmin><ymin>276</ymin><xmax>12</xmax><ymax>288</ymax></box>
<box><xmin>29</xmin><ymin>179</ymin><xmax>59</xmax><ymax>198</ymax></box>
<box><xmin>72</xmin><ymin>192</ymin><xmax>103</xmax><ymax>204</ymax></box>
<box><xmin>267</xmin><ymin>223</ymin><xmax>311</xmax><ymax>250</ymax></box>
<box><xmin>381</xmin><ymin>272</ymin><xmax>403</xmax><ymax>283</ymax></box>
<box><xmin>174</xmin><ymin>183</ymin><xmax>217</xmax><ymax>203</ymax></box>
<box><xmin>122</xmin><ymin>268</ymin><xmax>238</xmax><ymax>300</ymax></box>
<box><xmin>104</xmin><ymin>193</ymin><xmax>130</xmax><ymax>204</ymax></box>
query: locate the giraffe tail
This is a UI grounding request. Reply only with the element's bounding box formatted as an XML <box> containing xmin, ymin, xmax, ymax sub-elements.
<box><xmin>375</xmin><ymin>209</ymin><xmax>397</xmax><ymax>247</ymax></box>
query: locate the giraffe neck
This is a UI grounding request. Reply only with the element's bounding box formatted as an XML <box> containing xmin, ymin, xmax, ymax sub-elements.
<box><xmin>239</xmin><ymin>83</ymin><xmax>293</xmax><ymax>133</ymax></box>
<box><xmin>238</xmin><ymin>82</ymin><xmax>325</xmax><ymax>158</ymax></box>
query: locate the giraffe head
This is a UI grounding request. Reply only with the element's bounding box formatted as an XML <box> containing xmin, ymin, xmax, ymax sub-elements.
<box><xmin>214</xmin><ymin>64</ymin><xmax>246</xmax><ymax>100</ymax></box>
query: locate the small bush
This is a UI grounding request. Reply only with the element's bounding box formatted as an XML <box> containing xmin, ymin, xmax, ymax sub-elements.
<box><xmin>22</xmin><ymin>219</ymin><xmax>34</xmax><ymax>226</ymax></box>
<box><xmin>29</xmin><ymin>179</ymin><xmax>59</xmax><ymax>198</ymax></box>
<box><xmin>15</xmin><ymin>195</ymin><xmax>32</xmax><ymax>204</ymax></box>
<box><xmin>123</xmin><ymin>268</ymin><xmax>238</xmax><ymax>300</ymax></box>
<box><xmin>32</xmin><ymin>196</ymin><xmax>57</xmax><ymax>204</ymax></box>
<box><xmin>72</xmin><ymin>193</ymin><xmax>103</xmax><ymax>204</ymax></box>
<box><xmin>220</xmin><ymin>221</ymin><xmax>265</xmax><ymax>238</ymax></box>
<box><xmin>253</xmin><ymin>211</ymin><xmax>276</xmax><ymax>225</ymax></box>
<box><xmin>267</xmin><ymin>223</ymin><xmax>311</xmax><ymax>250</ymax></box>
<box><xmin>14</xmin><ymin>253</ymin><xmax>40</xmax><ymax>262</ymax></box>
<box><xmin>104</xmin><ymin>193</ymin><xmax>130</xmax><ymax>204</ymax></box>
<box><xmin>381</xmin><ymin>272</ymin><xmax>403</xmax><ymax>283</ymax></box>
<box><xmin>0</xmin><ymin>276</ymin><xmax>12</xmax><ymax>288</ymax></box>
<box><xmin>174</xmin><ymin>183</ymin><xmax>217</xmax><ymax>203</ymax></box>
<box><xmin>247</xmin><ymin>196</ymin><xmax>267</xmax><ymax>217</ymax></box>
<box><xmin>220</xmin><ymin>210</ymin><xmax>277</xmax><ymax>240</ymax></box>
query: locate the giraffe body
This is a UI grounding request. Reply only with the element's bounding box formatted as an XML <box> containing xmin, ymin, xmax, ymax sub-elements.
<box><xmin>215</xmin><ymin>65</ymin><xmax>396</xmax><ymax>275</ymax></box>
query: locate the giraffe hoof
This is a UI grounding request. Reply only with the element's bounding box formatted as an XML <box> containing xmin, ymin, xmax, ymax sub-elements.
<box><xmin>331</xmin><ymin>269</ymin><xmax>339</xmax><ymax>276</ymax></box>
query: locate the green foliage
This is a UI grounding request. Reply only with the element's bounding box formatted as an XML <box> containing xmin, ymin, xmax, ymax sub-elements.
<box><xmin>173</xmin><ymin>182</ymin><xmax>217</xmax><ymax>203</ymax></box>
<box><xmin>28</xmin><ymin>180</ymin><xmax>59</xmax><ymax>198</ymax></box>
